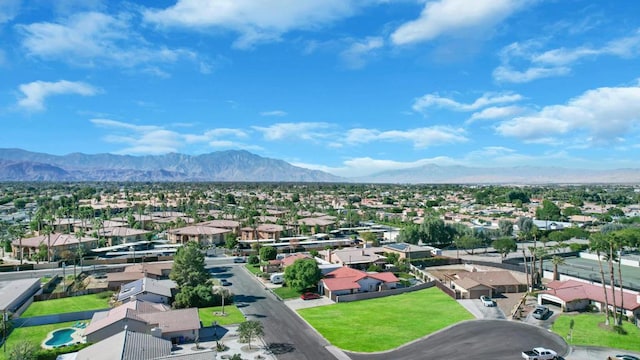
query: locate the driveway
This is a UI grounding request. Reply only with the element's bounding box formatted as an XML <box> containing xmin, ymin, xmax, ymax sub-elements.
<box><xmin>458</xmin><ymin>299</ymin><xmax>506</xmax><ymax>320</ymax></box>
<box><xmin>285</xmin><ymin>296</ymin><xmax>335</xmax><ymax>311</ymax></box>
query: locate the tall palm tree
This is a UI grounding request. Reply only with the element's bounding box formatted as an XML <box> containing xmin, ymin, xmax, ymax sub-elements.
<box><xmin>9</xmin><ymin>225</ymin><xmax>25</xmax><ymax>265</ymax></box>
<box><xmin>589</xmin><ymin>233</ymin><xmax>611</xmax><ymax>326</ymax></box>
<box><xmin>42</xmin><ymin>224</ymin><xmax>53</xmax><ymax>263</ymax></box>
<box><xmin>551</xmin><ymin>255</ymin><xmax>564</xmax><ymax>281</ymax></box>
<box><xmin>605</xmin><ymin>234</ymin><xmax>619</xmax><ymax>326</ymax></box>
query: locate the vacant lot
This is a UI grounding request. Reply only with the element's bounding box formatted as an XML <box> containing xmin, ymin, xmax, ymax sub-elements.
<box><xmin>298</xmin><ymin>287</ymin><xmax>473</xmax><ymax>352</ymax></box>
<box><xmin>552</xmin><ymin>313</ymin><xmax>640</xmax><ymax>352</ymax></box>
<box><xmin>21</xmin><ymin>292</ymin><xmax>111</xmax><ymax>317</ymax></box>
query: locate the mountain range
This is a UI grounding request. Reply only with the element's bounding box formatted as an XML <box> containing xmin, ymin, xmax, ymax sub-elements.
<box><xmin>1</xmin><ymin>148</ymin><xmax>639</xmax><ymax>184</ymax></box>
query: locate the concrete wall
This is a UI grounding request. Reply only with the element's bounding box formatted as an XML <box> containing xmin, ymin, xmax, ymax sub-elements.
<box><xmin>14</xmin><ymin>308</ymin><xmax>109</xmax><ymax>328</ymax></box>
<box><xmin>335</xmin><ymin>281</ymin><xmax>434</xmax><ymax>303</ymax></box>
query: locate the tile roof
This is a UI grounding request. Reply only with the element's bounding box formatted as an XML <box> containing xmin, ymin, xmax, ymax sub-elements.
<box><xmin>168</xmin><ymin>225</ymin><xmax>230</xmax><ymax>236</ymax></box>
<box><xmin>138</xmin><ymin>308</ymin><xmax>201</xmax><ymax>333</ymax></box>
<box><xmin>280</xmin><ymin>253</ymin><xmax>311</xmax><ymax>267</ymax></box>
<box><xmin>456</xmin><ymin>270</ymin><xmax>523</xmax><ymax>287</ymax></box>
<box><xmin>322</xmin><ymin>267</ymin><xmax>398</xmax><ymax>292</ymax></box>
<box><xmin>13</xmin><ymin>233</ymin><xmax>97</xmax><ymax>248</ymax></box>
<box><xmin>542</xmin><ymin>279</ymin><xmax>640</xmax><ymax>311</ymax></box>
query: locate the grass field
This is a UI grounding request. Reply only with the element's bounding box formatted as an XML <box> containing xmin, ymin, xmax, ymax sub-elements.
<box><xmin>245</xmin><ymin>264</ymin><xmax>261</xmax><ymax>275</ymax></box>
<box><xmin>298</xmin><ymin>287</ymin><xmax>473</xmax><ymax>352</ymax></box>
<box><xmin>0</xmin><ymin>321</ymin><xmax>76</xmax><ymax>360</ymax></box>
<box><xmin>21</xmin><ymin>292</ymin><xmax>111</xmax><ymax>318</ymax></box>
<box><xmin>198</xmin><ymin>305</ymin><xmax>246</xmax><ymax>326</ymax></box>
<box><xmin>273</xmin><ymin>286</ymin><xmax>301</xmax><ymax>300</ymax></box>
<box><xmin>551</xmin><ymin>313</ymin><xmax>640</xmax><ymax>352</ymax></box>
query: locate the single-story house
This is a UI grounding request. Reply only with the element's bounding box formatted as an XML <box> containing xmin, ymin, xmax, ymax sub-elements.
<box><xmin>12</xmin><ymin>233</ymin><xmax>98</xmax><ymax>261</ymax></box>
<box><xmin>383</xmin><ymin>243</ymin><xmax>433</xmax><ymax>260</ymax></box>
<box><xmin>84</xmin><ymin>300</ymin><xmax>200</xmax><ymax>344</ymax></box>
<box><xmin>76</xmin><ymin>329</ymin><xmax>173</xmax><ymax>360</ymax></box>
<box><xmin>320</xmin><ymin>248</ymin><xmax>387</xmax><ymax>270</ymax></box>
<box><xmin>196</xmin><ymin>219</ymin><xmax>241</xmax><ymax>234</ymax></box>
<box><xmin>260</xmin><ymin>259</ymin><xmax>282</xmax><ymax>273</ymax></box>
<box><xmin>167</xmin><ymin>225</ymin><xmax>230</xmax><ymax>246</ymax></box>
<box><xmin>117</xmin><ymin>277</ymin><xmax>174</xmax><ymax>304</ymax></box>
<box><xmin>322</xmin><ymin>266</ymin><xmax>399</xmax><ymax>300</ymax></box>
<box><xmin>539</xmin><ymin>279</ymin><xmax>640</xmax><ymax>322</ymax></box>
<box><xmin>280</xmin><ymin>253</ymin><xmax>312</xmax><ymax>268</ymax></box>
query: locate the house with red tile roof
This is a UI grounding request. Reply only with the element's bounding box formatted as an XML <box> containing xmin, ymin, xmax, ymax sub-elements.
<box><xmin>539</xmin><ymin>279</ymin><xmax>640</xmax><ymax>322</ymax></box>
<box><xmin>321</xmin><ymin>266</ymin><xmax>399</xmax><ymax>300</ymax></box>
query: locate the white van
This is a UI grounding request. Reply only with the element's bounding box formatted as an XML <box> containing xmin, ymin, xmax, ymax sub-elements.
<box><xmin>270</xmin><ymin>273</ymin><xmax>284</xmax><ymax>284</ymax></box>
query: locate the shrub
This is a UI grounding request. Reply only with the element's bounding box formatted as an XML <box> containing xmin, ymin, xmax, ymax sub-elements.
<box><xmin>248</xmin><ymin>255</ymin><xmax>259</xmax><ymax>265</ymax></box>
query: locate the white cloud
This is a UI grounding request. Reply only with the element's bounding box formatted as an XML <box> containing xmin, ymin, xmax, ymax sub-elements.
<box><xmin>143</xmin><ymin>0</ymin><xmax>364</xmax><ymax>49</ymax></box>
<box><xmin>412</xmin><ymin>92</ymin><xmax>522</xmax><ymax>113</ymax></box>
<box><xmin>252</xmin><ymin>122</ymin><xmax>332</xmax><ymax>141</ymax></box>
<box><xmin>391</xmin><ymin>0</ymin><xmax>526</xmax><ymax>46</ymax></box>
<box><xmin>92</xmin><ymin>118</ymin><xmax>251</xmax><ymax>154</ymax></box>
<box><xmin>496</xmin><ymin>84</ymin><xmax>640</xmax><ymax>145</ymax></box>
<box><xmin>260</xmin><ymin>110</ymin><xmax>288</xmax><ymax>117</ymax></box>
<box><xmin>340</xmin><ymin>36</ymin><xmax>384</xmax><ymax>69</ymax></box>
<box><xmin>0</xmin><ymin>0</ymin><xmax>20</xmax><ymax>24</ymax></box>
<box><xmin>494</xmin><ymin>30</ymin><xmax>640</xmax><ymax>83</ymax></box>
<box><xmin>345</xmin><ymin>126</ymin><xmax>467</xmax><ymax>148</ymax></box>
<box><xmin>17</xmin><ymin>80</ymin><xmax>99</xmax><ymax>111</ymax></box>
<box><xmin>292</xmin><ymin>156</ymin><xmax>458</xmax><ymax>177</ymax></box>
<box><xmin>467</xmin><ymin>105</ymin><xmax>524</xmax><ymax>123</ymax></box>
<box><xmin>18</xmin><ymin>11</ymin><xmax>198</xmax><ymax>71</ymax></box>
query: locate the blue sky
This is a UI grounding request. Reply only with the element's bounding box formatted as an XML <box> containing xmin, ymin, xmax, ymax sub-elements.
<box><xmin>2</xmin><ymin>0</ymin><xmax>640</xmax><ymax>177</ymax></box>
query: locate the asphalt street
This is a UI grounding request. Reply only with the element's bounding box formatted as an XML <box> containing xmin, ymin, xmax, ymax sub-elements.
<box><xmin>346</xmin><ymin>320</ymin><xmax>568</xmax><ymax>360</ymax></box>
<box><xmin>217</xmin><ymin>264</ymin><xmax>338</xmax><ymax>360</ymax></box>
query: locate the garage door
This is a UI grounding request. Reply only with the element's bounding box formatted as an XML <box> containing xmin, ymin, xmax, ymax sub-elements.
<box><xmin>540</xmin><ymin>296</ymin><xmax>563</xmax><ymax>308</ymax></box>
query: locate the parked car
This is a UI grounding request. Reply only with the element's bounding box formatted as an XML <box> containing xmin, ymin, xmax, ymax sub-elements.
<box><xmin>532</xmin><ymin>305</ymin><xmax>550</xmax><ymax>320</ymax></box>
<box><xmin>480</xmin><ymin>295</ymin><xmax>495</xmax><ymax>307</ymax></box>
<box><xmin>521</xmin><ymin>347</ymin><xmax>557</xmax><ymax>360</ymax></box>
<box><xmin>614</xmin><ymin>355</ymin><xmax>640</xmax><ymax>360</ymax></box>
<box><xmin>220</xmin><ymin>279</ymin><xmax>231</xmax><ymax>286</ymax></box>
<box><xmin>233</xmin><ymin>257</ymin><xmax>245</xmax><ymax>263</ymax></box>
<box><xmin>300</xmin><ymin>292</ymin><xmax>321</xmax><ymax>300</ymax></box>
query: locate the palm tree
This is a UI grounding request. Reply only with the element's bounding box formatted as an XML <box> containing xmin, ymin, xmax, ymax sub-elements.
<box><xmin>42</xmin><ymin>224</ymin><xmax>53</xmax><ymax>263</ymax></box>
<box><xmin>605</xmin><ymin>233</ymin><xmax>619</xmax><ymax>326</ymax></box>
<box><xmin>551</xmin><ymin>255</ymin><xmax>564</xmax><ymax>281</ymax></box>
<box><xmin>9</xmin><ymin>225</ymin><xmax>25</xmax><ymax>265</ymax></box>
<box><xmin>589</xmin><ymin>233</ymin><xmax>611</xmax><ymax>326</ymax></box>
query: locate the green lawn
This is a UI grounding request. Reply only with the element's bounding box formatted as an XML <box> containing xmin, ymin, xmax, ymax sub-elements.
<box><xmin>0</xmin><ymin>321</ymin><xmax>77</xmax><ymax>360</ymax></box>
<box><xmin>21</xmin><ymin>292</ymin><xmax>111</xmax><ymax>318</ymax></box>
<box><xmin>273</xmin><ymin>286</ymin><xmax>301</xmax><ymax>300</ymax></box>
<box><xmin>551</xmin><ymin>313</ymin><xmax>640</xmax><ymax>352</ymax></box>
<box><xmin>198</xmin><ymin>305</ymin><xmax>245</xmax><ymax>326</ymax></box>
<box><xmin>298</xmin><ymin>287</ymin><xmax>473</xmax><ymax>352</ymax></box>
<box><xmin>245</xmin><ymin>264</ymin><xmax>261</xmax><ymax>275</ymax></box>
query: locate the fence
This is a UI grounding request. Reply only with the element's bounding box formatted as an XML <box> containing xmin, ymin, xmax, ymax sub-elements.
<box><xmin>335</xmin><ymin>281</ymin><xmax>435</xmax><ymax>303</ymax></box>
<box><xmin>34</xmin><ymin>287</ymin><xmax>108</xmax><ymax>301</ymax></box>
<box><xmin>13</xmin><ymin>308</ymin><xmax>108</xmax><ymax>328</ymax></box>
<box><xmin>434</xmin><ymin>279</ymin><xmax>458</xmax><ymax>299</ymax></box>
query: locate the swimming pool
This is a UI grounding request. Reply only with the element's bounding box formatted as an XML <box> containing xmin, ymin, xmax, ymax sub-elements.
<box><xmin>44</xmin><ymin>328</ymin><xmax>76</xmax><ymax>347</ymax></box>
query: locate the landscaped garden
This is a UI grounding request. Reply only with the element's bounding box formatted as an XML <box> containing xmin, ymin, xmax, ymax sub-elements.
<box><xmin>21</xmin><ymin>292</ymin><xmax>112</xmax><ymax>318</ymax></box>
<box><xmin>551</xmin><ymin>313</ymin><xmax>640</xmax><ymax>352</ymax></box>
<box><xmin>298</xmin><ymin>287</ymin><xmax>473</xmax><ymax>352</ymax></box>
<box><xmin>198</xmin><ymin>305</ymin><xmax>246</xmax><ymax>326</ymax></box>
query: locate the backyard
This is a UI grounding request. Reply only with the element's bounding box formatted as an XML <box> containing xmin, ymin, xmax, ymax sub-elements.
<box><xmin>298</xmin><ymin>287</ymin><xmax>473</xmax><ymax>352</ymax></box>
<box><xmin>21</xmin><ymin>292</ymin><xmax>112</xmax><ymax>317</ymax></box>
<box><xmin>0</xmin><ymin>321</ymin><xmax>77</xmax><ymax>360</ymax></box>
<box><xmin>551</xmin><ymin>313</ymin><xmax>640</xmax><ymax>352</ymax></box>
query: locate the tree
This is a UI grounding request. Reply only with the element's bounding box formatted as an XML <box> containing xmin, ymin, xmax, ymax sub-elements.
<box><xmin>8</xmin><ymin>340</ymin><xmax>37</xmax><ymax>360</ymax></box>
<box><xmin>170</xmin><ymin>242</ymin><xmax>208</xmax><ymax>288</ymax></box>
<box><xmin>589</xmin><ymin>233</ymin><xmax>611</xmax><ymax>326</ymax></box>
<box><xmin>9</xmin><ymin>225</ymin><xmax>25</xmax><ymax>265</ymax></box>
<box><xmin>259</xmin><ymin>246</ymin><xmax>277</xmax><ymax>262</ymax></box>
<box><xmin>421</xmin><ymin>218</ymin><xmax>454</xmax><ymax>246</ymax></box>
<box><xmin>283</xmin><ymin>258</ymin><xmax>322</xmax><ymax>292</ymax></box>
<box><xmin>498</xmin><ymin>220</ymin><xmax>514</xmax><ymax>237</ymax></box>
<box><xmin>225</xmin><ymin>233</ymin><xmax>238</xmax><ymax>250</ymax></box>
<box><xmin>454</xmin><ymin>235</ymin><xmax>482</xmax><ymax>255</ymax></box>
<box><xmin>551</xmin><ymin>255</ymin><xmax>564</xmax><ymax>281</ymax></box>
<box><xmin>238</xmin><ymin>320</ymin><xmax>264</xmax><ymax>350</ymax></box>
<box><xmin>492</xmin><ymin>237</ymin><xmax>517</xmax><ymax>259</ymax></box>
<box><xmin>396</xmin><ymin>224</ymin><xmax>421</xmax><ymax>245</ymax></box>
<box><xmin>360</xmin><ymin>232</ymin><xmax>379</xmax><ymax>247</ymax></box>
<box><xmin>535</xmin><ymin>200</ymin><xmax>562</xmax><ymax>221</ymax></box>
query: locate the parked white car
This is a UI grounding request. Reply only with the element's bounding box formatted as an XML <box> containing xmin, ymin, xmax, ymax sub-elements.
<box><xmin>480</xmin><ymin>295</ymin><xmax>495</xmax><ymax>307</ymax></box>
<box><xmin>522</xmin><ymin>347</ymin><xmax>557</xmax><ymax>360</ymax></box>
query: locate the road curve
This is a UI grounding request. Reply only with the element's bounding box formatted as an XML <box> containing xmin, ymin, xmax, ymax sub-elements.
<box><xmin>347</xmin><ymin>320</ymin><xmax>568</xmax><ymax>360</ymax></box>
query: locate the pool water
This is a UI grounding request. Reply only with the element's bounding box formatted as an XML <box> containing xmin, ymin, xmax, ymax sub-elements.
<box><xmin>44</xmin><ymin>328</ymin><xmax>76</xmax><ymax>347</ymax></box>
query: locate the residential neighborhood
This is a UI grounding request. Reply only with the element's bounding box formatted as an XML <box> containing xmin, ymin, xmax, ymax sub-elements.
<box><xmin>0</xmin><ymin>182</ymin><xmax>640</xmax><ymax>360</ymax></box>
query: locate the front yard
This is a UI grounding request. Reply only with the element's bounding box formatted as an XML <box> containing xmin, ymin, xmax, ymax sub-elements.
<box><xmin>551</xmin><ymin>313</ymin><xmax>640</xmax><ymax>352</ymax></box>
<box><xmin>21</xmin><ymin>292</ymin><xmax>112</xmax><ymax>318</ymax></box>
<box><xmin>198</xmin><ymin>305</ymin><xmax>246</xmax><ymax>326</ymax></box>
<box><xmin>298</xmin><ymin>287</ymin><xmax>473</xmax><ymax>352</ymax></box>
